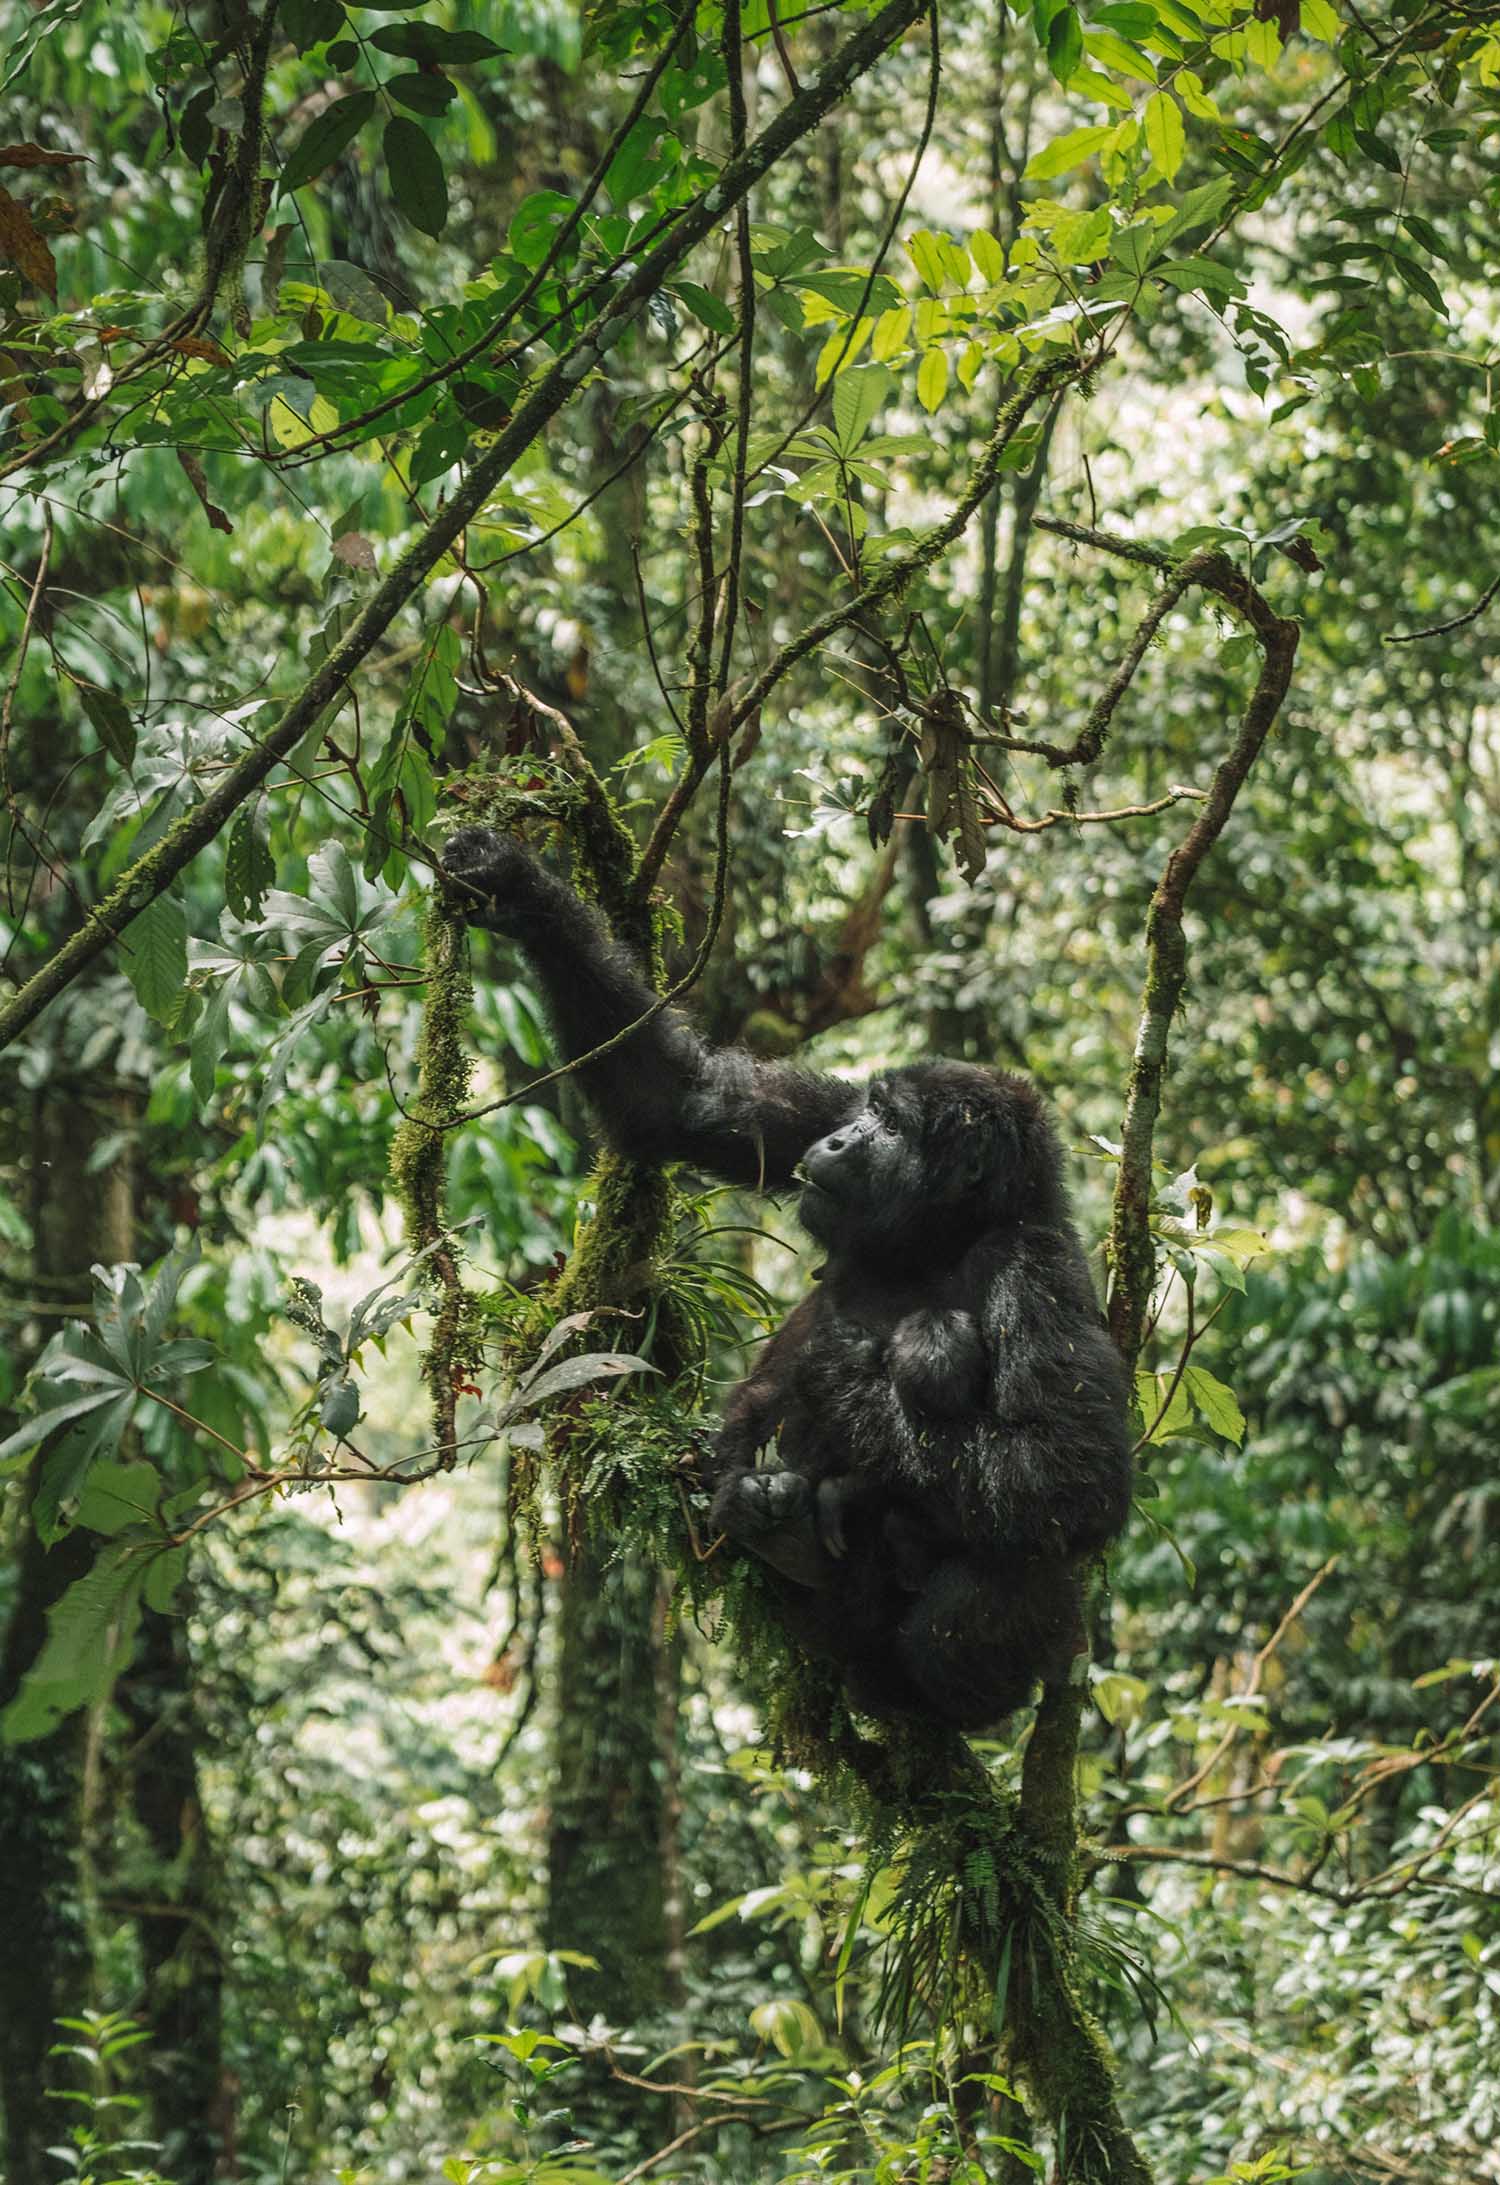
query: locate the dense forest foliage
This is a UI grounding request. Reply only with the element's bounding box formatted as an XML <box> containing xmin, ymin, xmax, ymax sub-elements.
<box><xmin>1</xmin><ymin>0</ymin><xmax>1498</xmax><ymax>2180</ymax></box>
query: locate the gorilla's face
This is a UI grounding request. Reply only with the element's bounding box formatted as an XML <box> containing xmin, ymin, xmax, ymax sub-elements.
<box><xmin>797</xmin><ymin>1067</ymin><xmax>1005</xmax><ymax>1261</ymax></box>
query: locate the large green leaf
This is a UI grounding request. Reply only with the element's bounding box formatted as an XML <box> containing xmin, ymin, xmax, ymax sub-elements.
<box><xmin>123</xmin><ymin>892</ymin><xmax>188</xmax><ymax>1025</ymax></box>
<box><xmin>384</xmin><ymin>116</ymin><xmax>448</xmax><ymax>237</ymax></box>
<box><xmin>280</xmin><ymin>92</ymin><xmax>376</xmax><ymax>194</ymax></box>
<box><xmin>1</xmin><ymin>1542</ymin><xmax>158</xmax><ymax>1744</ymax></box>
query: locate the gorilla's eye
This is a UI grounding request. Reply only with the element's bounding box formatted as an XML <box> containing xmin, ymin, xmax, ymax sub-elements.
<box><xmin>868</xmin><ymin>1089</ymin><xmax>900</xmax><ymax>1133</ymax></box>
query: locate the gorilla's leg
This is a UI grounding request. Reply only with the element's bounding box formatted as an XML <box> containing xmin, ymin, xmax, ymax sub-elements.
<box><xmin>894</xmin><ymin>1555</ymin><xmax>1085</xmax><ymax>1731</ymax></box>
<box><xmin>769</xmin><ymin>1555</ymin><xmax>931</xmax><ymax>1717</ymax></box>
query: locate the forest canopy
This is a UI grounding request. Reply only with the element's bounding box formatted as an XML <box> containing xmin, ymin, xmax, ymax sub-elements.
<box><xmin>1</xmin><ymin>1</ymin><xmax>1498</xmax><ymax>2182</ymax></box>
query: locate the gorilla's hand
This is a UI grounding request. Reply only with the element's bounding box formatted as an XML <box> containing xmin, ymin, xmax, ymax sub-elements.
<box><xmin>440</xmin><ymin>827</ymin><xmax>541</xmax><ymax>926</ymax></box>
<box><xmin>712</xmin><ymin>1468</ymin><xmax>810</xmax><ymax>1538</ymax></box>
<box><xmin>711</xmin><ymin>1470</ymin><xmax>831</xmax><ymax>1587</ymax></box>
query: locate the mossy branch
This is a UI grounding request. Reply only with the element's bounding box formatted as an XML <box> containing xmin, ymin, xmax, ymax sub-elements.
<box><xmin>390</xmin><ymin>892</ymin><xmax>481</xmax><ymax>1465</ymax></box>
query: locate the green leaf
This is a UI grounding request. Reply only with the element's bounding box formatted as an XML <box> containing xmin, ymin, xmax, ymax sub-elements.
<box><xmin>283</xmin><ymin>0</ymin><xmax>344</xmax><ymax>50</ymax></box>
<box><xmin>0</xmin><ymin>1389</ymin><xmax>128</xmax><ymax>1473</ymax></box>
<box><xmin>35</xmin><ymin>1396</ymin><xmax>135</xmax><ymax>1543</ymax></box>
<box><xmin>1183</xmin><ymin>1365</ymin><xmax>1246</xmax><ymax>1445</ymax></box>
<box><xmin>369</xmin><ymin>23</ymin><xmax>502</xmax><ymax>62</ymax></box>
<box><xmin>604</xmin><ymin>116</ymin><xmax>668</xmax><ymax>207</ymax></box>
<box><xmin>190</xmin><ymin>971</ymin><xmax>233</xmax><ymax>1107</ymax></box>
<box><xmin>905</xmin><ymin>229</ymin><xmax>950</xmax><ymax>293</ymax></box>
<box><xmin>225</xmin><ymin>799</ymin><xmax>274</xmax><ymax>922</ymax></box>
<box><xmin>970</xmin><ymin>229</ymin><xmax>1006</xmax><ymax>283</ymax></box>
<box><xmin>1391</xmin><ymin>251</ymin><xmax>1447</xmax><ymax>316</ymax></box>
<box><xmin>1064</xmin><ymin>64</ymin><xmax>1134</xmax><ymax>111</ymax></box>
<box><xmin>74</xmin><ymin>1459</ymin><xmax>161</xmax><ymax>1538</ymax></box>
<box><xmin>749</xmin><ymin>1998</ymin><xmax>822</xmax><ymax>2059</ymax></box>
<box><xmin>1025</xmin><ymin>125</ymin><xmax>1113</xmax><ymax>181</ymax></box>
<box><xmin>124</xmin><ymin>894</ymin><xmax>188</xmax><ymax>1026</ymax></box>
<box><xmin>384</xmin><ymin>116</ymin><xmax>448</xmax><ymax>236</ymax></box>
<box><xmin>832</xmin><ymin>364</ymin><xmax>892</xmax><ymax>454</ymax></box>
<box><xmin>279</xmin><ymin>92</ymin><xmax>375</xmax><ymax>195</ymax></box>
<box><xmin>871</xmin><ymin>305</ymin><xmax>911</xmax><ymax>360</ymax></box>
<box><xmin>1353</xmin><ymin>127</ymin><xmax>1402</xmax><ymax>175</ymax></box>
<box><xmin>508</xmin><ymin>189</ymin><xmax>575</xmax><ymax>269</ymax></box>
<box><xmin>385</xmin><ymin>71</ymin><xmax>456</xmax><ymax>115</ymax></box>
<box><xmin>1047</xmin><ymin>5</ymin><xmax>1083</xmax><ymax>82</ymax></box>
<box><xmin>1083</xmin><ymin>27</ymin><xmax>1157</xmax><ymax>80</ymax></box>
<box><xmin>1177</xmin><ymin>67</ymin><xmax>1220</xmax><ymax>121</ymax></box>
<box><xmin>1052</xmin><ymin>206</ymin><xmax>1112</xmax><ymax>262</ymax></box>
<box><xmin>1156</xmin><ymin>176</ymin><xmax>1235</xmax><ymax>247</ymax></box>
<box><xmin>673</xmin><ymin>279</ymin><xmax>734</xmax><ymax>335</ymax></box>
<box><xmin>77</xmin><ymin>684</ymin><xmax>136</xmax><ymax>771</ymax></box>
<box><xmin>1</xmin><ymin>1543</ymin><xmax>155</xmax><ymax>1744</ymax></box>
<box><xmin>144</xmin><ymin>1546</ymin><xmax>187</xmax><ymax>1616</ymax></box>
<box><xmin>1144</xmin><ymin>90</ymin><xmax>1185</xmax><ymax>180</ymax></box>
<box><xmin>506</xmin><ymin>1351</ymin><xmax>658</xmax><ymax>1415</ymax></box>
<box><xmin>916</xmin><ymin>347</ymin><xmax>949</xmax><ymax>414</ymax></box>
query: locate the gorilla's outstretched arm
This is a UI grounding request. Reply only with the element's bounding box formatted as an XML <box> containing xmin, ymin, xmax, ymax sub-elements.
<box><xmin>442</xmin><ymin>828</ymin><xmax>857</xmax><ymax>1190</ymax></box>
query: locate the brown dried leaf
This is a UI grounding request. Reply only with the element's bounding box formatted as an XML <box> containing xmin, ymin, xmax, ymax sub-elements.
<box><xmin>176</xmin><ymin>448</ymin><xmax>234</xmax><ymax>534</ymax></box>
<box><xmin>331</xmin><ymin>530</ymin><xmax>376</xmax><ymax>570</ymax></box>
<box><xmin>168</xmin><ymin>333</ymin><xmax>230</xmax><ymax>365</ymax></box>
<box><xmin>0</xmin><ymin>143</ymin><xmax>88</xmax><ymax>170</ymax></box>
<box><xmin>955</xmin><ymin>770</ymin><xmax>988</xmax><ymax>884</ymax></box>
<box><xmin>0</xmin><ymin>183</ymin><xmax>56</xmax><ymax>296</ymax></box>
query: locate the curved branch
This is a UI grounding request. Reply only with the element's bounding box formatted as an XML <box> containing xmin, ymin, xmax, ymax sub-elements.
<box><xmin>1101</xmin><ymin>541</ymin><xmax>1300</xmax><ymax>1364</ymax></box>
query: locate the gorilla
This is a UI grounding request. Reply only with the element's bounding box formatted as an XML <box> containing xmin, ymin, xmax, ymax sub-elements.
<box><xmin>442</xmin><ymin>826</ymin><xmax>1132</xmax><ymax>1731</ymax></box>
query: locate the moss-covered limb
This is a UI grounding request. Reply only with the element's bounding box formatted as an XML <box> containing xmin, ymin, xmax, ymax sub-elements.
<box><xmin>1005</xmin><ymin>1971</ymin><xmax>1153</xmax><ymax>2185</ymax></box>
<box><xmin>389</xmin><ymin>892</ymin><xmax>482</xmax><ymax>1464</ymax></box>
<box><xmin>0</xmin><ymin>0</ymin><xmax>934</xmax><ymax>1059</ymax></box>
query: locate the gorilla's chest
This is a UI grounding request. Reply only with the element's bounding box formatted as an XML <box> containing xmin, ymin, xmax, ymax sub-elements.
<box><xmin>773</xmin><ymin>1274</ymin><xmax>944</xmax><ymax>1468</ymax></box>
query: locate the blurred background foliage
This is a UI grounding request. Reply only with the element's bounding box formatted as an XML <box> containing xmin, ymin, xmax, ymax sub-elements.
<box><xmin>1</xmin><ymin>0</ymin><xmax>1499</xmax><ymax>2179</ymax></box>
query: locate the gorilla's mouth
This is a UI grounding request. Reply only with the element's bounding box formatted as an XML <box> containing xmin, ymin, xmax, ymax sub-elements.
<box><xmin>794</xmin><ymin>1161</ymin><xmax>841</xmax><ymax>1200</ymax></box>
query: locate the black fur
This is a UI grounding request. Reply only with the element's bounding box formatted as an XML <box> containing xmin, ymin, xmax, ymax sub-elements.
<box><xmin>444</xmin><ymin>827</ymin><xmax>1133</xmax><ymax>1731</ymax></box>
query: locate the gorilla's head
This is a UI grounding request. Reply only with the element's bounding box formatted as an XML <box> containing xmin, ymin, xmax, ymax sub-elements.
<box><xmin>795</xmin><ymin>1062</ymin><xmax>1063</xmax><ymax>1263</ymax></box>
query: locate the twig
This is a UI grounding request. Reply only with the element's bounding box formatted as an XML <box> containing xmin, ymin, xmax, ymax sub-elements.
<box><xmin>963</xmin><ymin>785</ymin><xmax>1205</xmax><ymax>834</ymax></box>
<box><xmin>1163</xmin><ymin>1559</ymin><xmax>1338</xmax><ymax>1812</ymax></box>
<box><xmin>1386</xmin><ymin>571</ymin><xmax>1500</xmax><ymax>643</ymax></box>
<box><xmin>269</xmin><ymin>4</ymin><xmax>698</xmax><ymax>468</ymax></box>
<box><xmin>615</xmin><ymin>2115</ymin><xmax>758</xmax><ymax>2183</ymax></box>
<box><xmin>747</xmin><ymin>2</ymin><xmax>941</xmax><ymax>490</ymax></box>
<box><xmin>0</xmin><ymin>507</ymin><xmax>51</xmax><ymax>756</ymax></box>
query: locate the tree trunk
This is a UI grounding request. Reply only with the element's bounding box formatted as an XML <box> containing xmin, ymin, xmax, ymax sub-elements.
<box><xmin>117</xmin><ymin>1604</ymin><xmax>229</xmax><ymax>2185</ymax></box>
<box><xmin>545</xmin><ymin>1550</ymin><xmax>675</xmax><ymax>2020</ymax></box>
<box><xmin>0</xmin><ymin>1086</ymin><xmax>133</xmax><ymax>2185</ymax></box>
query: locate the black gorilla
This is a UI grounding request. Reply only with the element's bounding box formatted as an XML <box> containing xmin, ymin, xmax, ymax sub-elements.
<box><xmin>443</xmin><ymin>827</ymin><xmax>1132</xmax><ymax>1730</ymax></box>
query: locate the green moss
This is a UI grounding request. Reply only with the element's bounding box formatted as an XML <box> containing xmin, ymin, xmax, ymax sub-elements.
<box><xmin>390</xmin><ymin>893</ymin><xmax>485</xmax><ymax>1450</ymax></box>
